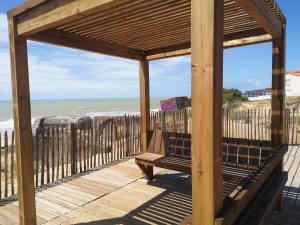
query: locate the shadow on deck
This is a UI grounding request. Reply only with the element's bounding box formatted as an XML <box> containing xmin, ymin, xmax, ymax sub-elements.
<box><xmin>0</xmin><ymin>145</ymin><xmax>299</xmax><ymax>225</ymax></box>
<box><xmin>266</xmin><ymin>145</ymin><xmax>300</xmax><ymax>225</ymax></box>
<box><xmin>74</xmin><ymin>178</ymin><xmax>192</xmax><ymax>225</ymax></box>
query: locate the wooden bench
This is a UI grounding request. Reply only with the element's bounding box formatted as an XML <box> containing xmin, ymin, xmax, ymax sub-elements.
<box><xmin>135</xmin><ymin>130</ymin><xmax>273</xmax><ymax>179</ymax></box>
<box><xmin>135</xmin><ymin>130</ymin><xmax>288</xmax><ymax>225</ymax></box>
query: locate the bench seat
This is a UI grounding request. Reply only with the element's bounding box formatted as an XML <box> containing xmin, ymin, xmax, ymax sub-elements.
<box><xmin>135</xmin><ymin>152</ymin><xmax>191</xmax><ymax>174</ymax></box>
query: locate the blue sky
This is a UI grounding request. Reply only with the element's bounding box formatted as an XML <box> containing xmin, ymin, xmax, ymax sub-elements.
<box><xmin>0</xmin><ymin>1</ymin><xmax>299</xmax><ymax>100</ymax></box>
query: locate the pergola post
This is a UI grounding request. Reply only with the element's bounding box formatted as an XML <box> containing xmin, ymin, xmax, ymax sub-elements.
<box><xmin>139</xmin><ymin>59</ymin><xmax>150</xmax><ymax>153</ymax></box>
<box><xmin>271</xmin><ymin>24</ymin><xmax>286</xmax><ymax>208</ymax></box>
<box><xmin>191</xmin><ymin>0</ymin><xmax>224</xmax><ymax>224</ymax></box>
<box><xmin>8</xmin><ymin>16</ymin><xmax>37</xmax><ymax>225</ymax></box>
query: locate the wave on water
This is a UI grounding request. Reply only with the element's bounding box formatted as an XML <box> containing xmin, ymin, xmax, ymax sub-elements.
<box><xmin>0</xmin><ymin>118</ymin><xmax>14</xmax><ymax>133</ymax></box>
<box><xmin>86</xmin><ymin>109</ymin><xmax>160</xmax><ymax>117</ymax></box>
<box><xmin>0</xmin><ymin>109</ymin><xmax>161</xmax><ymax>133</ymax></box>
<box><xmin>0</xmin><ymin>118</ymin><xmax>39</xmax><ymax>133</ymax></box>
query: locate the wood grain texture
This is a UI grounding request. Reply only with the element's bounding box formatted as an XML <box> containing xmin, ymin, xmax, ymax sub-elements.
<box><xmin>139</xmin><ymin>60</ymin><xmax>150</xmax><ymax>154</ymax></box>
<box><xmin>271</xmin><ymin>24</ymin><xmax>286</xmax><ymax>208</ymax></box>
<box><xmin>17</xmin><ymin>0</ymin><xmax>131</xmax><ymax>36</ymax></box>
<box><xmin>235</xmin><ymin>0</ymin><xmax>282</xmax><ymax>38</ymax></box>
<box><xmin>191</xmin><ymin>0</ymin><xmax>223</xmax><ymax>224</ymax></box>
<box><xmin>10</xmin><ymin>0</ymin><xmax>285</xmax><ymax>56</ymax></box>
<box><xmin>8</xmin><ymin>16</ymin><xmax>37</xmax><ymax>225</ymax></box>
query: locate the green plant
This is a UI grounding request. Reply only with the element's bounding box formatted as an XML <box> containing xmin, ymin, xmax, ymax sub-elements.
<box><xmin>223</xmin><ymin>88</ymin><xmax>248</xmax><ymax>104</ymax></box>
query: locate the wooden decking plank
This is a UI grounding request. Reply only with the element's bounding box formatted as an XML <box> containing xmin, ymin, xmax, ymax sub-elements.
<box><xmin>0</xmin><ymin>206</ymin><xmax>20</xmax><ymax>224</ymax></box>
<box><xmin>35</xmin><ymin>196</ymin><xmax>70</xmax><ymax>215</ymax></box>
<box><xmin>0</xmin><ymin>153</ymin><xmax>299</xmax><ymax>225</ymax></box>
<box><xmin>11</xmin><ymin>200</ymin><xmax>58</xmax><ymax>221</ymax></box>
<box><xmin>61</xmin><ymin>182</ymin><xmax>98</xmax><ymax>198</ymax></box>
<box><xmin>54</xmin><ymin>184</ymin><xmax>95</xmax><ymax>200</ymax></box>
<box><xmin>36</xmin><ymin>191</ymin><xmax>79</xmax><ymax>209</ymax></box>
<box><xmin>42</xmin><ymin>188</ymin><xmax>86</xmax><ymax>205</ymax></box>
<box><xmin>3</xmin><ymin>204</ymin><xmax>47</xmax><ymax>225</ymax></box>
<box><xmin>65</xmin><ymin>179</ymin><xmax>111</xmax><ymax>196</ymax></box>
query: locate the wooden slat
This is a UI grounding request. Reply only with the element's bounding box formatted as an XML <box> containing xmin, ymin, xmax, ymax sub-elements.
<box><xmin>5</xmin><ymin>131</ymin><xmax>9</xmax><ymax>198</ymax></box>
<box><xmin>10</xmin><ymin>0</ymin><xmax>285</xmax><ymax>55</ymax></box>
<box><xmin>146</xmin><ymin>28</ymin><xmax>269</xmax><ymax>60</ymax></box>
<box><xmin>11</xmin><ymin>131</ymin><xmax>15</xmax><ymax>195</ymax></box>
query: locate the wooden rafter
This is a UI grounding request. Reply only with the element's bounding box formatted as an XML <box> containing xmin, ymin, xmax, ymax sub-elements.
<box><xmin>146</xmin><ymin>28</ymin><xmax>272</xmax><ymax>60</ymax></box>
<box><xmin>16</xmin><ymin>0</ymin><xmax>132</xmax><ymax>36</ymax></box>
<box><xmin>29</xmin><ymin>29</ymin><xmax>145</xmax><ymax>60</ymax></box>
<box><xmin>13</xmin><ymin>0</ymin><xmax>285</xmax><ymax>54</ymax></box>
<box><xmin>235</xmin><ymin>0</ymin><xmax>282</xmax><ymax>38</ymax></box>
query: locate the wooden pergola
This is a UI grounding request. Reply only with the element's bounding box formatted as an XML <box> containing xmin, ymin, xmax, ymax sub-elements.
<box><xmin>7</xmin><ymin>0</ymin><xmax>286</xmax><ymax>225</ymax></box>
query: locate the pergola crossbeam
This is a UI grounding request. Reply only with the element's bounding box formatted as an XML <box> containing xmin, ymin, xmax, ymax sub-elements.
<box><xmin>146</xmin><ymin>28</ymin><xmax>272</xmax><ymax>60</ymax></box>
<box><xmin>235</xmin><ymin>0</ymin><xmax>282</xmax><ymax>38</ymax></box>
<box><xmin>16</xmin><ymin>0</ymin><xmax>131</xmax><ymax>36</ymax></box>
<box><xmin>29</xmin><ymin>29</ymin><xmax>145</xmax><ymax>60</ymax></box>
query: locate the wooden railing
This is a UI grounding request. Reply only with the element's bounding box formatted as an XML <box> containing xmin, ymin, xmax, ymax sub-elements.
<box><xmin>0</xmin><ymin>107</ymin><xmax>299</xmax><ymax>200</ymax></box>
<box><xmin>150</xmin><ymin>107</ymin><xmax>300</xmax><ymax>144</ymax></box>
<box><xmin>0</xmin><ymin>131</ymin><xmax>15</xmax><ymax>200</ymax></box>
<box><xmin>33</xmin><ymin>115</ymin><xmax>140</xmax><ymax>187</ymax></box>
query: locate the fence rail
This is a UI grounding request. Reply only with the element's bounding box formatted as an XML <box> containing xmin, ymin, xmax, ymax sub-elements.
<box><xmin>1</xmin><ymin>107</ymin><xmax>299</xmax><ymax>200</ymax></box>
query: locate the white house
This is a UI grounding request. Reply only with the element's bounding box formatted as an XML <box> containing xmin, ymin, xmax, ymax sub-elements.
<box><xmin>286</xmin><ymin>70</ymin><xmax>300</xmax><ymax>97</ymax></box>
<box><xmin>244</xmin><ymin>70</ymin><xmax>300</xmax><ymax>101</ymax></box>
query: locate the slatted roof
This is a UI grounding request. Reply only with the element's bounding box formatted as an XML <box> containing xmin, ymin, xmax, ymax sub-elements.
<box><xmin>9</xmin><ymin>0</ymin><xmax>286</xmax><ymax>60</ymax></box>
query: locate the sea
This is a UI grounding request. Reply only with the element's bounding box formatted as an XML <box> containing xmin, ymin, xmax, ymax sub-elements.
<box><xmin>0</xmin><ymin>98</ymin><xmax>162</xmax><ymax>133</ymax></box>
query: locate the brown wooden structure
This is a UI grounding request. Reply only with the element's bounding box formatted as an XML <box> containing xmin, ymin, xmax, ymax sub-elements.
<box><xmin>7</xmin><ymin>0</ymin><xmax>286</xmax><ymax>225</ymax></box>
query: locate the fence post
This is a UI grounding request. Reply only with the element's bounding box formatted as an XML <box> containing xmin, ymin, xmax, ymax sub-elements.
<box><xmin>125</xmin><ymin>115</ymin><xmax>130</xmax><ymax>156</ymax></box>
<box><xmin>70</xmin><ymin>123</ymin><xmax>77</xmax><ymax>175</ymax></box>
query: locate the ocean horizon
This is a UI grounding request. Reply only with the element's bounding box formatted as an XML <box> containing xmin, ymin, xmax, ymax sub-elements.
<box><xmin>0</xmin><ymin>98</ymin><xmax>163</xmax><ymax>132</ymax></box>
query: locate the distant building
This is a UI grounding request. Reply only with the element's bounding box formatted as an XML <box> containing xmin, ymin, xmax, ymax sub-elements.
<box><xmin>244</xmin><ymin>70</ymin><xmax>300</xmax><ymax>101</ymax></box>
<box><xmin>286</xmin><ymin>70</ymin><xmax>300</xmax><ymax>97</ymax></box>
<box><xmin>244</xmin><ymin>88</ymin><xmax>272</xmax><ymax>98</ymax></box>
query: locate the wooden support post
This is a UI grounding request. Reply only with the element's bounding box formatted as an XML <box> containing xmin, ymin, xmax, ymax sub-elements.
<box><xmin>139</xmin><ymin>59</ymin><xmax>150</xmax><ymax>153</ymax></box>
<box><xmin>191</xmin><ymin>0</ymin><xmax>224</xmax><ymax>224</ymax></box>
<box><xmin>271</xmin><ymin>24</ymin><xmax>286</xmax><ymax>209</ymax></box>
<box><xmin>8</xmin><ymin>16</ymin><xmax>37</xmax><ymax>225</ymax></box>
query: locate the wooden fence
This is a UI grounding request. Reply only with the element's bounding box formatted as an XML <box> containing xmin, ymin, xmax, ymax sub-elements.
<box><xmin>0</xmin><ymin>131</ymin><xmax>15</xmax><ymax>200</ymax></box>
<box><xmin>33</xmin><ymin>115</ymin><xmax>140</xmax><ymax>187</ymax></box>
<box><xmin>1</xmin><ymin>107</ymin><xmax>299</xmax><ymax>200</ymax></box>
<box><xmin>150</xmin><ymin>107</ymin><xmax>300</xmax><ymax>144</ymax></box>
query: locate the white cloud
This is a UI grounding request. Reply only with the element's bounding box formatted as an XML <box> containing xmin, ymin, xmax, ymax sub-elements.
<box><xmin>26</xmin><ymin>47</ymin><xmax>141</xmax><ymax>99</ymax></box>
<box><xmin>0</xmin><ymin>12</ymin><xmax>191</xmax><ymax>100</ymax></box>
<box><xmin>0</xmin><ymin>13</ymin><xmax>8</xmax><ymax>43</ymax></box>
<box><xmin>254</xmin><ymin>81</ymin><xmax>262</xmax><ymax>86</ymax></box>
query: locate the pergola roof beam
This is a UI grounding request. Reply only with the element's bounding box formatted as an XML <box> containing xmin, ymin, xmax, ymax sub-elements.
<box><xmin>16</xmin><ymin>0</ymin><xmax>131</xmax><ymax>36</ymax></box>
<box><xmin>146</xmin><ymin>28</ymin><xmax>272</xmax><ymax>60</ymax></box>
<box><xmin>29</xmin><ymin>29</ymin><xmax>145</xmax><ymax>61</ymax></box>
<box><xmin>235</xmin><ymin>0</ymin><xmax>282</xmax><ymax>38</ymax></box>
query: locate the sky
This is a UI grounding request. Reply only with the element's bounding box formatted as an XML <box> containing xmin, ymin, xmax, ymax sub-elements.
<box><xmin>0</xmin><ymin>1</ymin><xmax>299</xmax><ymax>101</ymax></box>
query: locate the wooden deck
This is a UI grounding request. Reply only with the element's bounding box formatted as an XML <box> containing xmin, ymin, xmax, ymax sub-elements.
<box><xmin>0</xmin><ymin>145</ymin><xmax>299</xmax><ymax>225</ymax></box>
<box><xmin>266</xmin><ymin>145</ymin><xmax>300</xmax><ymax>225</ymax></box>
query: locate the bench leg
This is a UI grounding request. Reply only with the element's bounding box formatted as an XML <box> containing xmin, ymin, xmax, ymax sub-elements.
<box><xmin>137</xmin><ymin>163</ymin><xmax>153</xmax><ymax>180</ymax></box>
<box><xmin>275</xmin><ymin>193</ymin><xmax>283</xmax><ymax>210</ymax></box>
